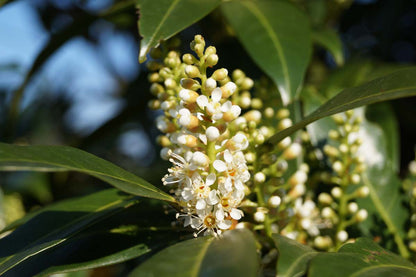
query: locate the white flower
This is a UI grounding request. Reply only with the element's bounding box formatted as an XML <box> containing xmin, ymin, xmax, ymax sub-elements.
<box><xmin>206</xmin><ymin>126</ymin><xmax>220</xmax><ymax>141</ymax></box>
<box><xmin>196</xmin><ymin>88</ymin><xmax>224</xmax><ymax>121</ymax></box>
<box><xmin>221</xmin><ymin>101</ymin><xmax>241</xmax><ymax>122</ymax></box>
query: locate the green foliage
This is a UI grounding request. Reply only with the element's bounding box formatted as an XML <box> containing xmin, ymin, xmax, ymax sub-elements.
<box><xmin>137</xmin><ymin>0</ymin><xmax>221</xmax><ymax>62</ymax></box>
<box><xmin>221</xmin><ymin>0</ymin><xmax>312</xmax><ymax>105</ymax></box>
<box><xmin>0</xmin><ymin>143</ymin><xmax>174</xmax><ymax>202</ymax></box>
<box><xmin>130</xmin><ymin>229</ymin><xmax>258</xmax><ymax>277</ymax></box>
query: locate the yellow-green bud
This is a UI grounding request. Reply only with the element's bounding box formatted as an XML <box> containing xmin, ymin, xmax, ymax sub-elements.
<box><xmin>328</xmin><ymin>130</ymin><xmax>340</xmax><ymax>140</ymax></box>
<box><xmin>240</xmin><ymin>77</ymin><xmax>254</xmax><ymax>90</ymax></box>
<box><xmin>314</xmin><ymin>236</ymin><xmax>332</xmax><ymax>250</ymax></box>
<box><xmin>148</xmin><ymin>99</ymin><xmax>161</xmax><ymax>110</ymax></box>
<box><xmin>350</xmin><ymin>174</ymin><xmax>361</xmax><ymax>184</ymax></box>
<box><xmin>251</xmin><ymin>98</ymin><xmax>263</xmax><ymax>109</ymax></box>
<box><xmin>148</xmin><ymin>72</ymin><xmax>161</xmax><ymax>83</ymax></box>
<box><xmin>324</xmin><ymin>145</ymin><xmax>339</xmax><ymax>157</ymax></box>
<box><xmin>185</xmin><ymin>65</ymin><xmax>200</xmax><ymax>78</ymax></box>
<box><xmin>264</xmin><ymin>107</ymin><xmax>274</xmax><ymax>118</ymax></box>
<box><xmin>212</xmin><ymin>68</ymin><xmax>228</xmax><ymax>81</ymax></box>
<box><xmin>356</xmin><ymin>209</ymin><xmax>368</xmax><ymax>222</ymax></box>
<box><xmin>232</xmin><ymin>69</ymin><xmax>245</xmax><ymax>81</ymax></box>
<box><xmin>331</xmin><ymin>187</ymin><xmax>342</xmax><ymax>198</ymax></box>
<box><xmin>339</xmin><ymin>144</ymin><xmax>348</xmax><ymax>154</ymax></box>
<box><xmin>276</xmin><ymin>108</ymin><xmax>290</xmax><ymax>119</ymax></box>
<box><xmin>164</xmin><ymin>78</ymin><xmax>176</xmax><ymax>89</ymax></box>
<box><xmin>345</xmin><ymin>109</ymin><xmax>354</xmax><ymax>118</ymax></box>
<box><xmin>150</xmin><ymin>83</ymin><xmax>164</xmax><ymax>95</ymax></box>
<box><xmin>356</xmin><ymin>186</ymin><xmax>369</xmax><ymax>197</ymax></box>
<box><xmin>278</xmin><ymin>118</ymin><xmax>293</xmax><ymax>130</ymax></box>
<box><xmin>182</xmin><ymin>53</ymin><xmax>197</xmax><ymax>65</ymax></box>
<box><xmin>332</xmin><ymin>114</ymin><xmax>345</xmax><ymax>125</ymax></box>
<box><xmin>318</xmin><ymin>193</ymin><xmax>333</xmax><ymax>205</ymax></box>
<box><xmin>180</xmin><ymin>78</ymin><xmax>200</xmax><ymax>90</ymax></box>
<box><xmin>206</xmin><ymin>54</ymin><xmax>219</xmax><ymax>67</ymax></box>
<box><xmin>157</xmin><ymin>135</ymin><xmax>171</xmax><ymax>147</ymax></box>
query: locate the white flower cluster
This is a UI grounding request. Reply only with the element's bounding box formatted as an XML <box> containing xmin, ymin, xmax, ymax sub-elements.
<box><xmin>153</xmin><ymin>35</ymin><xmax>250</xmax><ymax>236</ymax></box>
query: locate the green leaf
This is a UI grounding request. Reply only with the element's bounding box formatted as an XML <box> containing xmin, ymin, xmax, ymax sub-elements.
<box><xmin>0</xmin><ymin>143</ymin><xmax>174</xmax><ymax>202</ymax></box>
<box><xmin>263</xmin><ymin>67</ymin><xmax>416</xmax><ymax>148</ymax></box>
<box><xmin>129</xmin><ymin>229</ymin><xmax>259</xmax><ymax>276</ymax></box>
<box><xmin>2</xmin><ymin>195</ymin><xmax>181</xmax><ymax>276</ymax></box>
<box><xmin>273</xmin><ymin>235</ymin><xmax>318</xmax><ymax>277</ymax></box>
<box><xmin>221</xmin><ymin>0</ymin><xmax>312</xmax><ymax>105</ymax></box>
<box><xmin>0</xmin><ymin>189</ymin><xmax>137</xmax><ymax>275</ymax></box>
<box><xmin>356</xmin><ymin>105</ymin><xmax>408</xmax><ymax>257</ymax></box>
<box><xmin>137</xmin><ymin>0</ymin><xmax>221</xmax><ymax>62</ymax></box>
<box><xmin>312</xmin><ymin>28</ymin><xmax>344</xmax><ymax>66</ymax></box>
<box><xmin>308</xmin><ymin>238</ymin><xmax>416</xmax><ymax>277</ymax></box>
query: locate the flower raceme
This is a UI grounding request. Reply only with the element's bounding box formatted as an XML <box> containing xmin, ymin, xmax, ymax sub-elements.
<box><xmin>149</xmin><ymin>35</ymin><xmax>250</xmax><ymax>236</ymax></box>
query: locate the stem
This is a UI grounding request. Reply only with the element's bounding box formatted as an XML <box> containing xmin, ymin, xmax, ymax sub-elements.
<box><xmin>253</xmin><ymin>156</ymin><xmax>272</xmax><ymax>237</ymax></box>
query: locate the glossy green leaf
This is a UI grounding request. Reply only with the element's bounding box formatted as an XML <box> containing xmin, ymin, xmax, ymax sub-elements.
<box><xmin>308</xmin><ymin>238</ymin><xmax>416</xmax><ymax>277</ymax></box>
<box><xmin>0</xmin><ymin>143</ymin><xmax>174</xmax><ymax>202</ymax></box>
<box><xmin>2</xmin><ymin>196</ymin><xmax>180</xmax><ymax>276</ymax></box>
<box><xmin>273</xmin><ymin>235</ymin><xmax>318</xmax><ymax>277</ymax></box>
<box><xmin>263</xmin><ymin>67</ymin><xmax>416</xmax><ymax>148</ymax></box>
<box><xmin>137</xmin><ymin>0</ymin><xmax>221</xmax><ymax>62</ymax></box>
<box><xmin>0</xmin><ymin>189</ymin><xmax>137</xmax><ymax>275</ymax></box>
<box><xmin>221</xmin><ymin>0</ymin><xmax>312</xmax><ymax>105</ymax></box>
<box><xmin>130</xmin><ymin>229</ymin><xmax>259</xmax><ymax>276</ymax></box>
<box><xmin>312</xmin><ymin>28</ymin><xmax>344</xmax><ymax>66</ymax></box>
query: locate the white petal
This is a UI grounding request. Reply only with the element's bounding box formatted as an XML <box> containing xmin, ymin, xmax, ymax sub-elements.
<box><xmin>213</xmin><ymin>160</ymin><xmax>227</xmax><ymax>172</ymax></box>
<box><xmin>221</xmin><ymin>101</ymin><xmax>232</xmax><ymax>112</ymax></box>
<box><xmin>197</xmin><ymin>95</ymin><xmax>208</xmax><ymax>109</ymax></box>
<box><xmin>179</xmin><ymin>108</ymin><xmax>190</xmax><ymax>116</ymax></box>
<box><xmin>199</xmin><ymin>134</ymin><xmax>207</xmax><ymax>145</ymax></box>
<box><xmin>218</xmin><ymin>219</ymin><xmax>232</xmax><ymax>230</ymax></box>
<box><xmin>224</xmin><ymin>150</ymin><xmax>233</xmax><ymax>163</ymax></box>
<box><xmin>230</xmin><ymin>208</ymin><xmax>243</xmax><ymax>220</ymax></box>
<box><xmin>211</xmin><ymin>88</ymin><xmax>222</xmax><ymax>103</ymax></box>
<box><xmin>234</xmin><ymin>180</ymin><xmax>244</xmax><ymax>191</ymax></box>
<box><xmin>206</xmin><ymin>173</ymin><xmax>216</xmax><ymax>186</ymax></box>
<box><xmin>208</xmin><ymin>190</ymin><xmax>219</xmax><ymax>205</ymax></box>
<box><xmin>216</xmin><ymin>208</ymin><xmax>225</xmax><ymax>221</ymax></box>
<box><xmin>196</xmin><ymin>199</ymin><xmax>206</xmax><ymax>210</ymax></box>
<box><xmin>212</xmin><ymin>112</ymin><xmax>223</xmax><ymax>120</ymax></box>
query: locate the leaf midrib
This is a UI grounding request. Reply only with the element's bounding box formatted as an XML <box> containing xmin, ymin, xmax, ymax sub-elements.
<box><xmin>283</xmin><ymin>252</ymin><xmax>317</xmax><ymax>277</ymax></box>
<box><xmin>0</xmin><ymin>156</ymin><xmax>173</xmax><ymax>201</ymax></box>
<box><xmin>140</xmin><ymin>0</ymin><xmax>180</xmax><ymax>57</ymax></box>
<box><xmin>241</xmin><ymin>1</ymin><xmax>290</xmax><ymax>96</ymax></box>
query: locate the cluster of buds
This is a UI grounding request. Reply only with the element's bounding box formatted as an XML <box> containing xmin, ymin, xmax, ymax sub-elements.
<box><xmin>314</xmin><ymin>110</ymin><xmax>369</xmax><ymax>248</ymax></box>
<box><xmin>404</xmin><ymin>157</ymin><xmax>416</xmax><ymax>253</ymax></box>
<box><xmin>148</xmin><ymin>35</ymin><xmax>250</xmax><ymax>236</ymax></box>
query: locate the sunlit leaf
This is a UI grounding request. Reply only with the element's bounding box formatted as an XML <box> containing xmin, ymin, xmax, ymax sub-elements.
<box><xmin>273</xmin><ymin>235</ymin><xmax>318</xmax><ymax>277</ymax></box>
<box><xmin>0</xmin><ymin>143</ymin><xmax>175</xmax><ymax>202</ymax></box>
<box><xmin>129</xmin><ymin>229</ymin><xmax>259</xmax><ymax>276</ymax></box>
<box><xmin>221</xmin><ymin>0</ymin><xmax>312</xmax><ymax>105</ymax></box>
<box><xmin>264</xmin><ymin>67</ymin><xmax>416</xmax><ymax>148</ymax></box>
<box><xmin>137</xmin><ymin>0</ymin><xmax>221</xmax><ymax>62</ymax></box>
<box><xmin>308</xmin><ymin>238</ymin><xmax>416</xmax><ymax>277</ymax></box>
<box><xmin>312</xmin><ymin>28</ymin><xmax>344</xmax><ymax>66</ymax></box>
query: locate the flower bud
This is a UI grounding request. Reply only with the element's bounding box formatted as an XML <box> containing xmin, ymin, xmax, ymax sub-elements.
<box><xmin>332</xmin><ymin>114</ymin><xmax>345</xmax><ymax>125</ymax></box>
<box><xmin>182</xmin><ymin>53</ymin><xmax>197</xmax><ymax>65</ymax></box>
<box><xmin>277</xmin><ymin>137</ymin><xmax>291</xmax><ymax>150</ymax></box>
<box><xmin>278</xmin><ymin>118</ymin><xmax>293</xmax><ymax>130</ymax></box>
<box><xmin>206</xmin><ymin>126</ymin><xmax>220</xmax><ymax>141</ymax></box>
<box><xmin>148</xmin><ymin>72</ymin><xmax>161</xmax><ymax>83</ymax></box>
<box><xmin>283</xmin><ymin>143</ymin><xmax>302</xmax><ymax>160</ymax></box>
<box><xmin>264</xmin><ymin>107</ymin><xmax>274</xmax><ymax>118</ymax></box>
<box><xmin>185</xmin><ymin>65</ymin><xmax>200</xmax><ymax>78</ymax></box>
<box><xmin>339</xmin><ymin>144</ymin><xmax>348</xmax><ymax>154</ymax></box>
<box><xmin>276</xmin><ymin>109</ymin><xmax>290</xmax><ymax>119</ymax></box>
<box><xmin>356</xmin><ymin>209</ymin><xmax>368</xmax><ymax>222</ymax></box>
<box><xmin>314</xmin><ymin>236</ymin><xmax>332</xmax><ymax>249</ymax></box>
<box><xmin>180</xmin><ymin>78</ymin><xmax>200</xmax><ymax>90</ymax></box>
<box><xmin>328</xmin><ymin>130</ymin><xmax>340</xmax><ymax>140</ymax></box>
<box><xmin>240</xmin><ymin>77</ymin><xmax>254</xmax><ymax>90</ymax></box>
<box><xmin>268</xmin><ymin>196</ymin><xmax>281</xmax><ymax>207</ymax></box>
<box><xmin>164</xmin><ymin>78</ymin><xmax>176</xmax><ymax>89</ymax></box>
<box><xmin>251</xmin><ymin>98</ymin><xmax>263</xmax><ymax>109</ymax></box>
<box><xmin>409</xmin><ymin>161</ymin><xmax>416</xmax><ymax>176</ymax></box>
<box><xmin>356</xmin><ymin>186</ymin><xmax>369</xmax><ymax>198</ymax></box>
<box><xmin>289</xmin><ymin>170</ymin><xmax>308</xmax><ymax>185</ymax></box>
<box><xmin>221</xmin><ymin>82</ymin><xmax>237</xmax><ymax>98</ymax></box>
<box><xmin>254</xmin><ymin>210</ymin><xmax>266</xmax><ymax>222</ymax></box>
<box><xmin>212</xmin><ymin>68</ymin><xmax>228</xmax><ymax>81</ymax></box>
<box><xmin>332</xmin><ymin>161</ymin><xmax>344</xmax><ymax>174</ymax></box>
<box><xmin>157</xmin><ymin>135</ymin><xmax>171</xmax><ymax>147</ymax></box>
<box><xmin>331</xmin><ymin>187</ymin><xmax>342</xmax><ymax>198</ymax></box>
<box><xmin>150</xmin><ymin>83</ymin><xmax>164</xmax><ymax>95</ymax></box>
<box><xmin>239</xmin><ymin>93</ymin><xmax>251</xmax><ymax>108</ymax></box>
<box><xmin>177</xmin><ymin>134</ymin><xmax>198</xmax><ymax>147</ymax></box>
<box><xmin>348</xmin><ymin>202</ymin><xmax>358</xmax><ymax>213</ymax></box>
<box><xmin>244</xmin><ymin>110</ymin><xmax>262</xmax><ymax>124</ymax></box>
<box><xmin>318</xmin><ymin>193</ymin><xmax>333</xmax><ymax>205</ymax></box>
<box><xmin>206</xmin><ymin>54</ymin><xmax>218</xmax><ymax>67</ymax></box>
<box><xmin>254</xmin><ymin>172</ymin><xmax>266</xmax><ymax>184</ymax></box>
<box><xmin>148</xmin><ymin>99</ymin><xmax>160</xmax><ymax>110</ymax></box>
<box><xmin>205</xmin><ymin>78</ymin><xmax>217</xmax><ymax>91</ymax></box>
<box><xmin>350</xmin><ymin>174</ymin><xmax>361</xmax><ymax>185</ymax></box>
<box><xmin>179</xmin><ymin>89</ymin><xmax>199</xmax><ymax>103</ymax></box>
<box><xmin>232</xmin><ymin>69</ymin><xmax>245</xmax><ymax>81</ymax></box>
<box><xmin>321</xmin><ymin>207</ymin><xmax>334</xmax><ymax>218</ymax></box>
<box><xmin>337</xmin><ymin>230</ymin><xmax>348</xmax><ymax>242</ymax></box>
<box><xmin>324</xmin><ymin>145</ymin><xmax>339</xmax><ymax>157</ymax></box>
